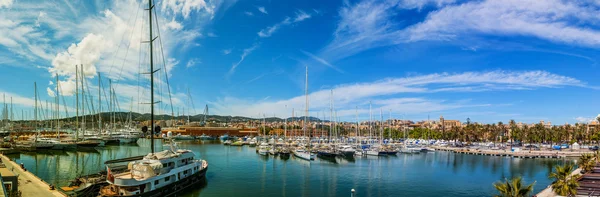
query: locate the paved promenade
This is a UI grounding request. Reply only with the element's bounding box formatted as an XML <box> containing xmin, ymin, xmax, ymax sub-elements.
<box><xmin>0</xmin><ymin>154</ymin><xmax>65</xmax><ymax>197</ymax></box>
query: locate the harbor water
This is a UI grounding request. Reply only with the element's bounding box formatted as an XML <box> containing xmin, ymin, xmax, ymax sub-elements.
<box><xmin>7</xmin><ymin>139</ymin><xmax>573</xmax><ymax>197</ymax></box>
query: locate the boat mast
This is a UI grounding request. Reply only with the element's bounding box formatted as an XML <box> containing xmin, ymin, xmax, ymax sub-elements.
<box><xmin>355</xmin><ymin>106</ymin><xmax>359</xmax><ymax>146</ymax></box>
<box><xmin>34</xmin><ymin>82</ymin><xmax>38</xmax><ymax>143</ymax></box>
<box><xmin>56</xmin><ymin>75</ymin><xmax>60</xmax><ymax>139</ymax></box>
<box><xmin>369</xmin><ymin>101</ymin><xmax>372</xmax><ymax>145</ymax></box>
<box><xmin>80</xmin><ymin>64</ymin><xmax>85</xmax><ymax>136</ymax></box>
<box><xmin>75</xmin><ymin>66</ymin><xmax>79</xmax><ymax>140</ymax></box>
<box><xmin>284</xmin><ymin>105</ymin><xmax>287</xmax><ymax>140</ymax></box>
<box><xmin>304</xmin><ymin>65</ymin><xmax>309</xmax><ymax>148</ymax></box>
<box><xmin>380</xmin><ymin>108</ymin><xmax>383</xmax><ymax>145</ymax></box>
<box><xmin>148</xmin><ymin>0</ymin><xmax>156</xmax><ymax>153</ymax></box>
<box><xmin>98</xmin><ymin>72</ymin><xmax>102</xmax><ymax>135</ymax></box>
<box><xmin>329</xmin><ymin>90</ymin><xmax>332</xmax><ymax>144</ymax></box>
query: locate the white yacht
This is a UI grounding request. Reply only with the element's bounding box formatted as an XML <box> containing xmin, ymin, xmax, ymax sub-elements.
<box><xmin>258</xmin><ymin>143</ymin><xmax>269</xmax><ymax>156</ymax></box>
<box><xmin>337</xmin><ymin>145</ymin><xmax>356</xmax><ymax>157</ymax></box>
<box><xmin>100</xmin><ymin>146</ymin><xmax>208</xmax><ymax>196</ymax></box>
<box><xmin>293</xmin><ymin>147</ymin><xmax>315</xmax><ymax>160</ymax></box>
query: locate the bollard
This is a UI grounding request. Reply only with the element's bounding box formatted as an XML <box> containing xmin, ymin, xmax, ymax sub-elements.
<box><xmin>351</xmin><ymin>189</ymin><xmax>356</xmax><ymax>197</ymax></box>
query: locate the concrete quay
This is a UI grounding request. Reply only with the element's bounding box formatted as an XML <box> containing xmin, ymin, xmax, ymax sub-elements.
<box><xmin>0</xmin><ymin>154</ymin><xmax>65</xmax><ymax>197</ymax></box>
<box><xmin>433</xmin><ymin>146</ymin><xmax>592</xmax><ymax>159</ymax></box>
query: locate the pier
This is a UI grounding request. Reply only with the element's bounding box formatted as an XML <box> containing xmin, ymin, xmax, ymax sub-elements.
<box><xmin>433</xmin><ymin>146</ymin><xmax>589</xmax><ymax>159</ymax></box>
<box><xmin>0</xmin><ymin>154</ymin><xmax>65</xmax><ymax>197</ymax></box>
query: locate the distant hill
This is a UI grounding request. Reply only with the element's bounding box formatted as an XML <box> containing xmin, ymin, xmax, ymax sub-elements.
<box><xmin>14</xmin><ymin>112</ymin><xmax>330</xmax><ymax>123</ymax></box>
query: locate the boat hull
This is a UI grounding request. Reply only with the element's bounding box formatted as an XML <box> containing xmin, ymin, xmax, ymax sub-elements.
<box><xmin>100</xmin><ymin>167</ymin><xmax>208</xmax><ymax>197</ymax></box>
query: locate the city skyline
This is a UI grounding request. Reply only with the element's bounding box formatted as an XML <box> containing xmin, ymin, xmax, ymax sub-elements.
<box><xmin>0</xmin><ymin>0</ymin><xmax>599</xmax><ymax>124</ymax></box>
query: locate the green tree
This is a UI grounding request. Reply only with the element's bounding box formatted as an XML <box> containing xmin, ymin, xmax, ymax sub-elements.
<box><xmin>549</xmin><ymin>164</ymin><xmax>580</xmax><ymax>196</ymax></box>
<box><xmin>492</xmin><ymin>177</ymin><xmax>534</xmax><ymax>197</ymax></box>
<box><xmin>578</xmin><ymin>153</ymin><xmax>595</xmax><ymax>173</ymax></box>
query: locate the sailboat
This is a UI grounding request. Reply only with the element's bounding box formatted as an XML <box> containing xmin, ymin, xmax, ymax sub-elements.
<box><xmin>100</xmin><ymin>1</ymin><xmax>208</xmax><ymax>196</ymax></box>
<box><xmin>74</xmin><ymin>65</ymin><xmax>102</xmax><ymax>148</ymax></box>
<box><xmin>365</xmin><ymin>105</ymin><xmax>384</xmax><ymax>156</ymax></box>
<box><xmin>293</xmin><ymin>66</ymin><xmax>315</xmax><ymax>161</ymax></box>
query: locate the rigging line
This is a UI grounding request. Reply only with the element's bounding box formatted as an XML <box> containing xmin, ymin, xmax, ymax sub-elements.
<box><xmin>137</xmin><ymin>10</ymin><xmax>144</xmax><ymax>114</ymax></box>
<box><xmin>84</xmin><ymin>76</ymin><xmax>96</xmax><ymax>115</ymax></box>
<box><xmin>107</xmin><ymin>0</ymin><xmax>142</xmax><ymax>77</ymax></box>
<box><xmin>56</xmin><ymin>79</ymin><xmax>70</xmax><ymax>118</ymax></box>
<box><xmin>117</xmin><ymin>0</ymin><xmax>143</xmax><ymax>81</ymax></box>
<box><xmin>152</xmin><ymin>0</ymin><xmax>175</xmax><ymax>118</ymax></box>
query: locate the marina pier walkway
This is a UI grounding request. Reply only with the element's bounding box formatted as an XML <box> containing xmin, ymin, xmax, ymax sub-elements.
<box><xmin>0</xmin><ymin>154</ymin><xmax>65</xmax><ymax>197</ymax></box>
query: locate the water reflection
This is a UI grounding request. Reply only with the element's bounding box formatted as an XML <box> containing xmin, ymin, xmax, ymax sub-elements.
<box><xmin>6</xmin><ymin>140</ymin><xmax>575</xmax><ymax>197</ymax></box>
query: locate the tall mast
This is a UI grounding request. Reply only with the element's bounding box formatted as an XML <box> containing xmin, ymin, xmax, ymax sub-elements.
<box><xmin>379</xmin><ymin>108</ymin><xmax>383</xmax><ymax>145</ymax></box>
<box><xmin>355</xmin><ymin>106</ymin><xmax>359</xmax><ymax>145</ymax></box>
<box><xmin>34</xmin><ymin>82</ymin><xmax>38</xmax><ymax>138</ymax></box>
<box><xmin>75</xmin><ymin>66</ymin><xmax>79</xmax><ymax>140</ymax></box>
<box><xmin>148</xmin><ymin>0</ymin><xmax>156</xmax><ymax>153</ymax></box>
<box><xmin>284</xmin><ymin>105</ymin><xmax>287</xmax><ymax>140</ymax></box>
<box><xmin>369</xmin><ymin>101</ymin><xmax>372</xmax><ymax>144</ymax></box>
<box><xmin>10</xmin><ymin>97</ymin><xmax>12</xmax><ymax>132</ymax></box>
<box><xmin>81</xmin><ymin>64</ymin><xmax>85</xmax><ymax>135</ymax></box>
<box><xmin>329</xmin><ymin>90</ymin><xmax>332</xmax><ymax>143</ymax></box>
<box><xmin>304</xmin><ymin>65</ymin><xmax>309</xmax><ymax>147</ymax></box>
<box><xmin>98</xmin><ymin>72</ymin><xmax>102</xmax><ymax>134</ymax></box>
<box><xmin>389</xmin><ymin>109</ymin><xmax>391</xmax><ymax>140</ymax></box>
<box><xmin>56</xmin><ymin>75</ymin><xmax>60</xmax><ymax>138</ymax></box>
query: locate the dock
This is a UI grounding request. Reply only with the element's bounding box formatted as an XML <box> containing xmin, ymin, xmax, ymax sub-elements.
<box><xmin>433</xmin><ymin>146</ymin><xmax>590</xmax><ymax>159</ymax></box>
<box><xmin>0</xmin><ymin>154</ymin><xmax>66</xmax><ymax>197</ymax></box>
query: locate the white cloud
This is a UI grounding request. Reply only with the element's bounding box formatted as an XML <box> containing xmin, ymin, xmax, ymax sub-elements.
<box><xmin>207</xmin><ymin>32</ymin><xmax>217</xmax><ymax>37</ymax></box>
<box><xmin>257</xmin><ymin>6</ymin><xmax>267</xmax><ymax>14</ymax></box>
<box><xmin>222</xmin><ymin>49</ymin><xmax>232</xmax><ymax>55</ymax></box>
<box><xmin>575</xmin><ymin>116</ymin><xmax>598</xmax><ymax>123</ymax></box>
<box><xmin>46</xmin><ymin>87</ymin><xmax>55</xmax><ymax>97</ymax></box>
<box><xmin>211</xmin><ymin>70</ymin><xmax>586</xmax><ymax>118</ymax></box>
<box><xmin>160</xmin><ymin>0</ymin><xmax>214</xmax><ymax>19</ymax></box>
<box><xmin>0</xmin><ymin>0</ymin><xmax>12</xmax><ymax>8</ymax></box>
<box><xmin>244</xmin><ymin>11</ymin><xmax>254</xmax><ymax>16</ymax></box>
<box><xmin>228</xmin><ymin>44</ymin><xmax>259</xmax><ymax>76</ymax></box>
<box><xmin>257</xmin><ymin>10</ymin><xmax>312</xmax><ymax>38</ymax></box>
<box><xmin>322</xmin><ymin>0</ymin><xmax>600</xmax><ymax>62</ymax></box>
<box><xmin>186</xmin><ymin>58</ymin><xmax>200</xmax><ymax>68</ymax></box>
<box><xmin>165</xmin><ymin>18</ymin><xmax>183</xmax><ymax>30</ymax></box>
<box><xmin>293</xmin><ymin>10</ymin><xmax>311</xmax><ymax>22</ymax></box>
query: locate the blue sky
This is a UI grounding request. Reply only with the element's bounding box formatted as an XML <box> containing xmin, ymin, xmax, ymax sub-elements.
<box><xmin>0</xmin><ymin>0</ymin><xmax>599</xmax><ymax>124</ymax></box>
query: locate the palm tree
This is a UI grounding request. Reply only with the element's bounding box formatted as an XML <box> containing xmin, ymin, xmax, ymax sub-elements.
<box><xmin>549</xmin><ymin>164</ymin><xmax>581</xmax><ymax>196</ymax></box>
<box><xmin>578</xmin><ymin>153</ymin><xmax>595</xmax><ymax>173</ymax></box>
<box><xmin>492</xmin><ymin>177</ymin><xmax>534</xmax><ymax>197</ymax></box>
<box><xmin>509</xmin><ymin>119</ymin><xmax>517</xmax><ymax>146</ymax></box>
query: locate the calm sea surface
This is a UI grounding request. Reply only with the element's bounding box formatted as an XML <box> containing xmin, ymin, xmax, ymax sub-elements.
<box><xmin>7</xmin><ymin>139</ymin><xmax>573</xmax><ymax>197</ymax></box>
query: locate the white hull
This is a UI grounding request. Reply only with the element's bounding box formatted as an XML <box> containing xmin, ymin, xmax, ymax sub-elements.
<box><xmin>366</xmin><ymin>150</ymin><xmax>383</xmax><ymax>156</ymax></box>
<box><xmin>258</xmin><ymin>150</ymin><xmax>268</xmax><ymax>156</ymax></box>
<box><xmin>293</xmin><ymin>151</ymin><xmax>314</xmax><ymax>160</ymax></box>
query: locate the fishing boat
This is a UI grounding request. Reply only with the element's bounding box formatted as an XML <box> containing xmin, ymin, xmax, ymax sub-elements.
<box><xmin>99</xmin><ymin>1</ymin><xmax>208</xmax><ymax>196</ymax></box>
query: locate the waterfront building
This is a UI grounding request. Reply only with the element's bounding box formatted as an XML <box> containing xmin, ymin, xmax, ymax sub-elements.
<box><xmin>0</xmin><ymin>164</ymin><xmax>17</xmax><ymax>194</ymax></box>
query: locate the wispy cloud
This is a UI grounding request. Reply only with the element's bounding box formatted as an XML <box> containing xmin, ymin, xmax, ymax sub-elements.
<box><xmin>228</xmin><ymin>44</ymin><xmax>259</xmax><ymax>76</ymax></box>
<box><xmin>300</xmin><ymin>50</ymin><xmax>343</xmax><ymax>73</ymax></box>
<box><xmin>244</xmin><ymin>11</ymin><xmax>254</xmax><ymax>16</ymax></box>
<box><xmin>222</xmin><ymin>49</ymin><xmax>232</xmax><ymax>55</ymax></box>
<box><xmin>575</xmin><ymin>115</ymin><xmax>600</xmax><ymax>123</ymax></box>
<box><xmin>186</xmin><ymin>58</ymin><xmax>200</xmax><ymax>68</ymax></box>
<box><xmin>322</xmin><ymin>0</ymin><xmax>600</xmax><ymax>62</ymax></box>
<box><xmin>210</xmin><ymin>70</ymin><xmax>588</xmax><ymax>119</ymax></box>
<box><xmin>258</xmin><ymin>10</ymin><xmax>313</xmax><ymax>38</ymax></box>
<box><xmin>257</xmin><ymin>6</ymin><xmax>267</xmax><ymax>14</ymax></box>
